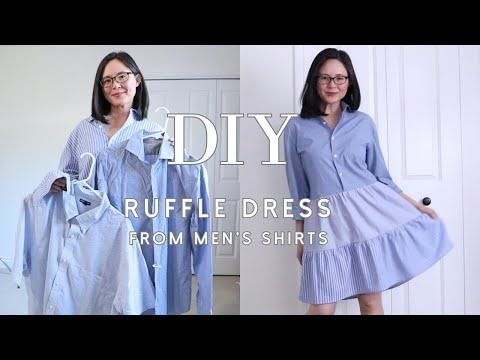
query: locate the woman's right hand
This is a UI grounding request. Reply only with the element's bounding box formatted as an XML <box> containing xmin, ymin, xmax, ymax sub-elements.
<box><xmin>296</xmin><ymin>244</ymin><xmax>304</xmax><ymax>265</ymax></box>
<box><xmin>50</xmin><ymin>177</ymin><xmax>66</xmax><ymax>192</ymax></box>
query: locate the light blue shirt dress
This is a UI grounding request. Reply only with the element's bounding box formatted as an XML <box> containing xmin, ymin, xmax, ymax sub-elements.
<box><xmin>284</xmin><ymin>103</ymin><xmax>453</xmax><ymax>304</ymax></box>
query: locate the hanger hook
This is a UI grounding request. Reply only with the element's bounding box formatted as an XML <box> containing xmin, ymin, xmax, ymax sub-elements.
<box><xmin>80</xmin><ymin>152</ymin><xmax>96</xmax><ymax>183</ymax></box>
<box><xmin>154</xmin><ymin>106</ymin><xmax>170</xmax><ymax>130</ymax></box>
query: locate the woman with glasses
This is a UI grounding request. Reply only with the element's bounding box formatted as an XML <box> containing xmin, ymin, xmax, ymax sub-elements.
<box><xmin>51</xmin><ymin>51</ymin><xmax>164</xmax><ymax>192</ymax></box>
<box><xmin>284</xmin><ymin>48</ymin><xmax>453</xmax><ymax>315</ymax></box>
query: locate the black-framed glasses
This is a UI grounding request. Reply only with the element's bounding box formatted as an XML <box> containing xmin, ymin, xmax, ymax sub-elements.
<box><xmin>100</xmin><ymin>71</ymin><xmax>134</xmax><ymax>88</ymax></box>
<box><xmin>317</xmin><ymin>74</ymin><xmax>349</xmax><ymax>85</ymax></box>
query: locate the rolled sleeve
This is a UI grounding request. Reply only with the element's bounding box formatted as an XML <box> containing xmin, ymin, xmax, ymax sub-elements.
<box><xmin>58</xmin><ymin>131</ymin><xmax>80</xmax><ymax>180</ymax></box>
<box><xmin>366</xmin><ymin>119</ymin><xmax>402</xmax><ymax>193</ymax></box>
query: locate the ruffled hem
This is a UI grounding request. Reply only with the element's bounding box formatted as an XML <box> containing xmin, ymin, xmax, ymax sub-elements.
<box><xmin>299</xmin><ymin>213</ymin><xmax>453</xmax><ymax>304</ymax></box>
<box><xmin>304</xmin><ymin>182</ymin><xmax>426</xmax><ymax>250</ymax></box>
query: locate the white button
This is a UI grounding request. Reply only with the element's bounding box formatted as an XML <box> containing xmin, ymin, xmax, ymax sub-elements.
<box><xmin>333</xmin><ymin>154</ymin><xmax>337</xmax><ymax>158</ymax></box>
<box><xmin>323</xmin><ymin>121</ymin><xmax>326</xmax><ymax>125</ymax></box>
<box><xmin>331</xmin><ymin>136</ymin><xmax>335</xmax><ymax>140</ymax></box>
<box><xmin>152</xmin><ymin>264</ymin><xmax>162</xmax><ymax>268</ymax></box>
<box><xmin>49</xmin><ymin>305</ymin><xmax>54</xmax><ymax>310</ymax></box>
<box><xmin>339</xmin><ymin>172</ymin><xmax>343</xmax><ymax>176</ymax></box>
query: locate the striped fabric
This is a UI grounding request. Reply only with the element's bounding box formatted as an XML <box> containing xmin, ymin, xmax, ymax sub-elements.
<box><xmin>284</xmin><ymin>102</ymin><xmax>402</xmax><ymax>220</ymax></box>
<box><xmin>299</xmin><ymin>183</ymin><xmax>453</xmax><ymax>304</ymax></box>
<box><xmin>96</xmin><ymin>130</ymin><xmax>213</xmax><ymax>315</ymax></box>
<box><xmin>284</xmin><ymin>103</ymin><xmax>453</xmax><ymax>305</ymax></box>
<box><xmin>13</xmin><ymin>170</ymin><xmax>155</xmax><ymax>314</ymax></box>
<box><xmin>58</xmin><ymin>109</ymin><xmax>163</xmax><ymax>184</ymax></box>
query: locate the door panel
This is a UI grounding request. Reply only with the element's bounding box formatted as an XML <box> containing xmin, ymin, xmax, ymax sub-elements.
<box><xmin>147</xmin><ymin>79</ymin><xmax>240</xmax><ymax>275</ymax></box>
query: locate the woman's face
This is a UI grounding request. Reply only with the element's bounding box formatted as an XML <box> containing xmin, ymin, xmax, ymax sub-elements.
<box><xmin>101</xmin><ymin>59</ymin><xmax>140</xmax><ymax>109</ymax></box>
<box><xmin>316</xmin><ymin>59</ymin><xmax>349</xmax><ymax>107</ymax></box>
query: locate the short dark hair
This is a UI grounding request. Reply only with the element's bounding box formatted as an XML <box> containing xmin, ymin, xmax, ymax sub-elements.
<box><xmin>91</xmin><ymin>51</ymin><xmax>149</xmax><ymax>124</ymax></box>
<box><xmin>300</xmin><ymin>48</ymin><xmax>361</xmax><ymax>119</ymax></box>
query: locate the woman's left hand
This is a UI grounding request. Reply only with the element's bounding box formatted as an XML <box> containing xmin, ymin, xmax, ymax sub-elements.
<box><xmin>417</xmin><ymin>205</ymin><xmax>439</xmax><ymax>219</ymax></box>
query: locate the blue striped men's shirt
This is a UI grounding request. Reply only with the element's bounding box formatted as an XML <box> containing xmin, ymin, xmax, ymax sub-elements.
<box><xmin>58</xmin><ymin>109</ymin><xmax>162</xmax><ymax>183</ymax></box>
<box><xmin>96</xmin><ymin>130</ymin><xmax>213</xmax><ymax>315</ymax></box>
<box><xmin>13</xmin><ymin>170</ymin><xmax>155</xmax><ymax>314</ymax></box>
<box><xmin>284</xmin><ymin>103</ymin><xmax>402</xmax><ymax>220</ymax></box>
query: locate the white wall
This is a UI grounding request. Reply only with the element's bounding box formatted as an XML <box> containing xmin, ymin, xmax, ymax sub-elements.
<box><xmin>240</xmin><ymin>46</ymin><xmax>305</xmax><ymax>314</ymax></box>
<box><xmin>0</xmin><ymin>45</ymin><xmax>239</xmax><ymax>267</ymax></box>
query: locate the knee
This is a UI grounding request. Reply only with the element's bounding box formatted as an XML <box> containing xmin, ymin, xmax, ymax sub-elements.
<box><xmin>358</xmin><ymin>294</ymin><xmax>383</xmax><ymax>315</ymax></box>
<box><xmin>307</xmin><ymin>303</ymin><xmax>336</xmax><ymax>315</ymax></box>
<box><xmin>359</xmin><ymin>299</ymin><xmax>377</xmax><ymax>312</ymax></box>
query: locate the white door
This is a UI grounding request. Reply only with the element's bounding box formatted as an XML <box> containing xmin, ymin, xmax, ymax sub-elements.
<box><xmin>294</xmin><ymin>45</ymin><xmax>465</xmax><ymax>314</ymax></box>
<box><xmin>459</xmin><ymin>46</ymin><xmax>480</xmax><ymax>314</ymax></box>
<box><xmin>212</xmin><ymin>80</ymin><xmax>240</xmax><ymax>275</ymax></box>
<box><xmin>383</xmin><ymin>46</ymin><xmax>463</xmax><ymax>314</ymax></box>
<box><xmin>147</xmin><ymin>79</ymin><xmax>240</xmax><ymax>275</ymax></box>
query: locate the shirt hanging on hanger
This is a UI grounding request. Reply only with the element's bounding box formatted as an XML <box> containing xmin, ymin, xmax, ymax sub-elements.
<box><xmin>12</xmin><ymin>170</ymin><xmax>155</xmax><ymax>315</ymax></box>
<box><xmin>96</xmin><ymin>130</ymin><xmax>213</xmax><ymax>315</ymax></box>
<box><xmin>58</xmin><ymin>109</ymin><xmax>163</xmax><ymax>185</ymax></box>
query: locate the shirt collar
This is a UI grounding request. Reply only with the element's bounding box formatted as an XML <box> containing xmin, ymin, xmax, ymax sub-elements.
<box><xmin>89</xmin><ymin>108</ymin><xmax>137</xmax><ymax>125</ymax></box>
<box><xmin>125</xmin><ymin>129</ymin><xmax>174</xmax><ymax>162</ymax></box>
<box><xmin>31</xmin><ymin>170</ymin><xmax>110</xmax><ymax>233</ymax></box>
<box><xmin>341</xmin><ymin>101</ymin><xmax>351</xmax><ymax>113</ymax></box>
<box><xmin>62</xmin><ymin>183</ymin><xmax>110</xmax><ymax>234</ymax></box>
<box><xmin>122</xmin><ymin>109</ymin><xmax>135</xmax><ymax>127</ymax></box>
<box><xmin>315</xmin><ymin>102</ymin><xmax>352</xmax><ymax>126</ymax></box>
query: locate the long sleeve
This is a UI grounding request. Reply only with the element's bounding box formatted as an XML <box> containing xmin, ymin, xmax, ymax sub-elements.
<box><xmin>12</xmin><ymin>198</ymin><xmax>28</xmax><ymax>287</ymax></box>
<box><xmin>190</xmin><ymin>165</ymin><xmax>213</xmax><ymax>315</ymax></box>
<box><xmin>284</xmin><ymin>120</ymin><xmax>310</xmax><ymax>220</ymax></box>
<box><xmin>58</xmin><ymin>131</ymin><xmax>79</xmax><ymax>180</ymax></box>
<box><xmin>366</xmin><ymin>119</ymin><xmax>402</xmax><ymax>193</ymax></box>
<box><xmin>112</xmin><ymin>220</ymin><xmax>155</xmax><ymax>315</ymax></box>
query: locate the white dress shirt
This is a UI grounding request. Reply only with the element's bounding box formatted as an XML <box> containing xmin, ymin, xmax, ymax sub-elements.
<box><xmin>13</xmin><ymin>170</ymin><xmax>155</xmax><ymax>315</ymax></box>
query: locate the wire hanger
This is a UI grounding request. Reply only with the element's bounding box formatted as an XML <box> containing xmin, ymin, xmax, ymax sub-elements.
<box><xmin>0</xmin><ymin>257</ymin><xmax>12</xmax><ymax>273</ymax></box>
<box><xmin>73</xmin><ymin>152</ymin><xmax>103</xmax><ymax>200</ymax></box>
<box><xmin>154</xmin><ymin>106</ymin><xmax>170</xmax><ymax>130</ymax></box>
<box><xmin>144</xmin><ymin>106</ymin><xmax>170</xmax><ymax>140</ymax></box>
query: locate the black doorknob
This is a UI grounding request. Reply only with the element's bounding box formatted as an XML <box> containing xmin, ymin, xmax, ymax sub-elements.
<box><xmin>422</xmin><ymin>197</ymin><xmax>431</xmax><ymax>206</ymax></box>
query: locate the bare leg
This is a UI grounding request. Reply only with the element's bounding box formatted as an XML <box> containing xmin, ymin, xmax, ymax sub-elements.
<box><xmin>306</xmin><ymin>303</ymin><xmax>336</xmax><ymax>315</ymax></box>
<box><xmin>358</xmin><ymin>292</ymin><xmax>384</xmax><ymax>315</ymax></box>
